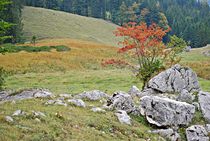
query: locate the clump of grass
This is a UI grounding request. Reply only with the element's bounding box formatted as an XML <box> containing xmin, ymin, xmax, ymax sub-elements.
<box><xmin>0</xmin><ymin>44</ymin><xmax>70</xmax><ymax>53</ymax></box>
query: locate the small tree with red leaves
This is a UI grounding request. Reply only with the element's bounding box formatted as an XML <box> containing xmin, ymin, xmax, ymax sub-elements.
<box><xmin>103</xmin><ymin>22</ymin><xmax>185</xmax><ymax>88</ymax></box>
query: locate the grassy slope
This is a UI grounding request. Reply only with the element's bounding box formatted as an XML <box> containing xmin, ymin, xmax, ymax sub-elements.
<box><xmin>22</xmin><ymin>6</ymin><xmax>120</xmax><ymax>46</ymax></box>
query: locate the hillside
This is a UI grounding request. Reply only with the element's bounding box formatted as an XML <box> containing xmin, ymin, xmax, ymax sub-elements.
<box><xmin>22</xmin><ymin>6</ymin><xmax>119</xmax><ymax>46</ymax></box>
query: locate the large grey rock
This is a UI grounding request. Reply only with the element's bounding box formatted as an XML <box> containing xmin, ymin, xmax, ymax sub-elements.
<box><xmin>68</xmin><ymin>99</ymin><xmax>86</xmax><ymax>107</ymax></box>
<box><xmin>203</xmin><ymin>50</ymin><xmax>210</xmax><ymax>57</ymax></box>
<box><xmin>177</xmin><ymin>89</ymin><xmax>194</xmax><ymax>103</ymax></box>
<box><xmin>198</xmin><ymin>91</ymin><xmax>210</xmax><ymax>123</ymax></box>
<box><xmin>106</xmin><ymin>91</ymin><xmax>134</xmax><ymax>113</ymax></box>
<box><xmin>140</xmin><ymin>96</ymin><xmax>195</xmax><ymax>127</ymax></box>
<box><xmin>147</xmin><ymin>64</ymin><xmax>200</xmax><ymax>94</ymax></box>
<box><xmin>149</xmin><ymin>128</ymin><xmax>181</xmax><ymax>141</ymax></box>
<box><xmin>128</xmin><ymin>86</ymin><xmax>141</xmax><ymax>97</ymax></box>
<box><xmin>74</xmin><ymin>90</ymin><xmax>109</xmax><ymax>101</ymax></box>
<box><xmin>0</xmin><ymin>89</ymin><xmax>53</xmax><ymax>103</ymax></box>
<box><xmin>186</xmin><ymin>125</ymin><xmax>209</xmax><ymax>141</ymax></box>
<box><xmin>115</xmin><ymin>110</ymin><xmax>131</xmax><ymax>125</ymax></box>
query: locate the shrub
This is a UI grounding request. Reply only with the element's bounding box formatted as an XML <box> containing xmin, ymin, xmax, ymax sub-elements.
<box><xmin>0</xmin><ymin>67</ymin><xmax>6</xmax><ymax>90</ymax></box>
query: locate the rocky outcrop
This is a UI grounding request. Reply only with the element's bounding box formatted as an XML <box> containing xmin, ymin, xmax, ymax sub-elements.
<box><xmin>198</xmin><ymin>91</ymin><xmax>210</xmax><ymax>123</ymax></box>
<box><xmin>0</xmin><ymin>89</ymin><xmax>53</xmax><ymax>103</ymax></box>
<box><xmin>149</xmin><ymin>129</ymin><xmax>181</xmax><ymax>141</ymax></box>
<box><xmin>67</xmin><ymin>99</ymin><xmax>86</xmax><ymax>107</ymax></box>
<box><xmin>106</xmin><ymin>91</ymin><xmax>134</xmax><ymax>113</ymax></box>
<box><xmin>186</xmin><ymin>125</ymin><xmax>209</xmax><ymax>141</ymax></box>
<box><xmin>74</xmin><ymin>90</ymin><xmax>109</xmax><ymax>101</ymax></box>
<box><xmin>128</xmin><ymin>86</ymin><xmax>141</xmax><ymax>97</ymax></box>
<box><xmin>140</xmin><ymin>96</ymin><xmax>195</xmax><ymax>127</ymax></box>
<box><xmin>146</xmin><ymin>64</ymin><xmax>200</xmax><ymax>94</ymax></box>
<box><xmin>115</xmin><ymin>110</ymin><xmax>131</xmax><ymax>125</ymax></box>
<box><xmin>176</xmin><ymin>89</ymin><xmax>194</xmax><ymax>103</ymax></box>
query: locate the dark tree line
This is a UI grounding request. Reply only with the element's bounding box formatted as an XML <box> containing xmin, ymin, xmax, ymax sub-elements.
<box><xmin>0</xmin><ymin>0</ymin><xmax>24</xmax><ymax>44</ymax></box>
<box><xmin>23</xmin><ymin>0</ymin><xmax>210</xmax><ymax>47</ymax></box>
<box><xmin>1</xmin><ymin>0</ymin><xmax>210</xmax><ymax>47</ymax></box>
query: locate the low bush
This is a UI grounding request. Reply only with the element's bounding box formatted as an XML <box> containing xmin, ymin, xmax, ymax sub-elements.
<box><xmin>0</xmin><ymin>44</ymin><xmax>70</xmax><ymax>53</ymax></box>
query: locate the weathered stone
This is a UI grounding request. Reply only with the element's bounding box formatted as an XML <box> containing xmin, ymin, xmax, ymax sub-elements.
<box><xmin>45</xmin><ymin>100</ymin><xmax>55</xmax><ymax>105</ymax></box>
<box><xmin>177</xmin><ymin>89</ymin><xmax>194</xmax><ymax>103</ymax></box>
<box><xmin>128</xmin><ymin>86</ymin><xmax>141</xmax><ymax>97</ymax></box>
<box><xmin>149</xmin><ymin>128</ymin><xmax>181</xmax><ymax>141</ymax></box>
<box><xmin>91</xmin><ymin>107</ymin><xmax>105</xmax><ymax>113</ymax></box>
<box><xmin>198</xmin><ymin>91</ymin><xmax>210</xmax><ymax>123</ymax></box>
<box><xmin>68</xmin><ymin>99</ymin><xmax>86</xmax><ymax>107</ymax></box>
<box><xmin>45</xmin><ymin>99</ymin><xmax>67</xmax><ymax>106</ymax></box>
<box><xmin>59</xmin><ymin>94</ymin><xmax>72</xmax><ymax>99</ymax></box>
<box><xmin>147</xmin><ymin>64</ymin><xmax>200</xmax><ymax>94</ymax></box>
<box><xmin>115</xmin><ymin>110</ymin><xmax>131</xmax><ymax>125</ymax></box>
<box><xmin>32</xmin><ymin>111</ymin><xmax>46</xmax><ymax>118</ymax></box>
<box><xmin>12</xmin><ymin>110</ymin><xmax>25</xmax><ymax>116</ymax></box>
<box><xmin>5</xmin><ymin>116</ymin><xmax>14</xmax><ymax>123</ymax></box>
<box><xmin>54</xmin><ymin>100</ymin><xmax>67</xmax><ymax>107</ymax></box>
<box><xmin>185</xmin><ymin>46</ymin><xmax>192</xmax><ymax>52</ymax></box>
<box><xmin>140</xmin><ymin>96</ymin><xmax>195</xmax><ymax>127</ymax></box>
<box><xmin>106</xmin><ymin>91</ymin><xmax>134</xmax><ymax>113</ymax></box>
<box><xmin>186</xmin><ymin>125</ymin><xmax>209</xmax><ymax>141</ymax></box>
<box><xmin>203</xmin><ymin>50</ymin><xmax>210</xmax><ymax>57</ymax></box>
<box><xmin>0</xmin><ymin>89</ymin><xmax>53</xmax><ymax>103</ymax></box>
<box><xmin>74</xmin><ymin>90</ymin><xmax>109</xmax><ymax>101</ymax></box>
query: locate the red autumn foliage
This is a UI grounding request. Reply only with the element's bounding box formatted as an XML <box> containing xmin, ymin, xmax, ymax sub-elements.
<box><xmin>102</xmin><ymin>22</ymin><xmax>171</xmax><ymax>87</ymax></box>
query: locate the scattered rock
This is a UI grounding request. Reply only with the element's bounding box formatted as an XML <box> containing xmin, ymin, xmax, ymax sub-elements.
<box><xmin>5</xmin><ymin>116</ymin><xmax>14</xmax><ymax>123</ymax></box>
<box><xmin>186</xmin><ymin>125</ymin><xmax>209</xmax><ymax>141</ymax></box>
<box><xmin>12</xmin><ymin>110</ymin><xmax>25</xmax><ymax>116</ymax></box>
<box><xmin>146</xmin><ymin>64</ymin><xmax>200</xmax><ymax>94</ymax></box>
<box><xmin>184</xmin><ymin>46</ymin><xmax>191</xmax><ymax>52</ymax></box>
<box><xmin>32</xmin><ymin>111</ymin><xmax>46</xmax><ymax>118</ymax></box>
<box><xmin>45</xmin><ymin>100</ymin><xmax>55</xmax><ymax>105</ymax></box>
<box><xmin>91</xmin><ymin>107</ymin><xmax>106</xmax><ymax>113</ymax></box>
<box><xmin>198</xmin><ymin>91</ymin><xmax>210</xmax><ymax>123</ymax></box>
<box><xmin>128</xmin><ymin>86</ymin><xmax>141</xmax><ymax>98</ymax></box>
<box><xmin>140</xmin><ymin>96</ymin><xmax>195</xmax><ymax>127</ymax></box>
<box><xmin>33</xmin><ymin>89</ymin><xmax>53</xmax><ymax>98</ymax></box>
<box><xmin>59</xmin><ymin>94</ymin><xmax>72</xmax><ymax>99</ymax></box>
<box><xmin>74</xmin><ymin>90</ymin><xmax>109</xmax><ymax>101</ymax></box>
<box><xmin>45</xmin><ymin>99</ymin><xmax>67</xmax><ymax>106</ymax></box>
<box><xmin>115</xmin><ymin>110</ymin><xmax>131</xmax><ymax>125</ymax></box>
<box><xmin>107</xmin><ymin>91</ymin><xmax>134</xmax><ymax>113</ymax></box>
<box><xmin>68</xmin><ymin>99</ymin><xmax>86</xmax><ymax>107</ymax></box>
<box><xmin>54</xmin><ymin>100</ymin><xmax>67</xmax><ymax>107</ymax></box>
<box><xmin>177</xmin><ymin>89</ymin><xmax>194</xmax><ymax>103</ymax></box>
<box><xmin>203</xmin><ymin>50</ymin><xmax>210</xmax><ymax>57</ymax></box>
<box><xmin>149</xmin><ymin>128</ymin><xmax>181</xmax><ymax>141</ymax></box>
<box><xmin>0</xmin><ymin>89</ymin><xmax>53</xmax><ymax>103</ymax></box>
<box><xmin>35</xmin><ymin>118</ymin><xmax>41</xmax><ymax>122</ymax></box>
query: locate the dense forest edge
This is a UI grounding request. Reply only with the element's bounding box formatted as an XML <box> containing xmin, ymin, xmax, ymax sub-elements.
<box><xmin>1</xmin><ymin>0</ymin><xmax>210</xmax><ymax>48</ymax></box>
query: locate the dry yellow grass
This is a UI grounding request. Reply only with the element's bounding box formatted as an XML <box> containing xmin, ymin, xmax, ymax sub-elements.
<box><xmin>0</xmin><ymin>38</ymin><xmax>117</xmax><ymax>73</ymax></box>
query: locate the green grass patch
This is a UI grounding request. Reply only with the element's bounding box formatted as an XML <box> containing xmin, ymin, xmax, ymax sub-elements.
<box><xmin>0</xmin><ymin>44</ymin><xmax>70</xmax><ymax>53</ymax></box>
